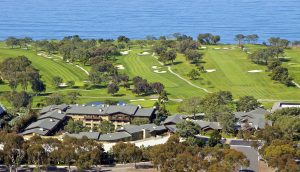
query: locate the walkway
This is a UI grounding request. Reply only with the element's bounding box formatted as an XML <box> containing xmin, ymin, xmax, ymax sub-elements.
<box><xmin>152</xmin><ymin>54</ymin><xmax>211</xmax><ymax>93</ymax></box>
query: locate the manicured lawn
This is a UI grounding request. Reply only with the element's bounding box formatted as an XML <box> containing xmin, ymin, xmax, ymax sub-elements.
<box><xmin>171</xmin><ymin>45</ymin><xmax>300</xmax><ymax>100</ymax></box>
<box><xmin>0</xmin><ymin>45</ymin><xmax>88</xmax><ymax>90</ymax></box>
<box><xmin>118</xmin><ymin>49</ymin><xmax>208</xmax><ymax>99</ymax></box>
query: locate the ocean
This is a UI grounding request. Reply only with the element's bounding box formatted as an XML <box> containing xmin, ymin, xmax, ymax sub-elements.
<box><xmin>0</xmin><ymin>0</ymin><xmax>299</xmax><ymax>43</ymax></box>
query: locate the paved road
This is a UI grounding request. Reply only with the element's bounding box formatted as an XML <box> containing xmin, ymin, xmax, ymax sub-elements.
<box><xmin>230</xmin><ymin>144</ymin><xmax>259</xmax><ymax>172</ymax></box>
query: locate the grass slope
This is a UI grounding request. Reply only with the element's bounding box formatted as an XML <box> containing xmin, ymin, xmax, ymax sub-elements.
<box><xmin>0</xmin><ymin>45</ymin><xmax>88</xmax><ymax>91</ymax></box>
<box><xmin>118</xmin><ymin>49</ymin><xmax>208</xmax><ymax>99</ymax></box>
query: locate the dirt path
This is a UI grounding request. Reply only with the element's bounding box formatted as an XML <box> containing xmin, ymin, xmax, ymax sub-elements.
<box><xmin>152</xmin><ymin>54</ymin><xmax>211</xmax><ymax>93</ymax></box>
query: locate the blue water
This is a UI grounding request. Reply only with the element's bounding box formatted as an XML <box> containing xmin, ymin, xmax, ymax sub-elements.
<box><xmin>0</xmin><ymin>0</ymin><xmax>299</xmax><ymax>43</ymax></box>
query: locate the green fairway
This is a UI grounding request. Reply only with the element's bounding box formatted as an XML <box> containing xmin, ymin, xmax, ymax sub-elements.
<box><xmin>119</xmin><ymin>45</ymin><xmax>300</xmax><ymax>101</ymax></box>
<box><xmin>171</xmin><ymin>45</ymin><xmax>300</xmax><ymax>100</ymax></box>
<box><xmin>0</xmin><ymin>44</ymin><xmax>88</xmax><ymax>91</ymax></box>
<box><xmin>118</xmin><ymin>49</ymin><xmax>208</xmax><ymax>99</ymax></box>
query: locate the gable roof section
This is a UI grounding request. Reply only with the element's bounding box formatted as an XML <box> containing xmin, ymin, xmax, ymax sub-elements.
<box><xmin>98</xmin><ymin>132</ymin><xmax>132</xmax><ymax>141</ymax></box>
<box><xmin>21</xmin><ymin>128</ymin><xmax>50</xmax><ymax>136</ymax></box>
<box><xmin>105</xmin><ymin>105</ymin><xmax>139</xmax><ymax>115</ymax></box>
<box><xmin>66</xmin><ymin>105</ymin><xmax>107</xmax><ymax>115</ymax></box>
<box><xmin>40</xmin><ymin>104</ymin><xmax>69</xmax><ymax>114</ymax></box>
<box><xmin>67</xmin><ymin>132</ymin><xmax>100</xmax><ymax>140</ymax></box>
<box><xmin>134</xmin><ymin>108</ymin><xmax>155</xmax><ymax>117</ymax></box>
<box><xmin>38</xmin><ymin>110</ymin><xmax>66</xmax><ymax>120</ymax></box>
<box><xmin>25</xmin><ymin>118</ymin><xmax>60</xmax><ymax>131</ymax></box>
<box><xmin>163</xmin><ymin>115</ymin><xmax>184</xmax><ymax>125</ymax></box>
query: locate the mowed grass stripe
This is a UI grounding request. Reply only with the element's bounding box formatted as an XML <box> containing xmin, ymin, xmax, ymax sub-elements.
<box><xmin>0</xmin><ymin>48</ymin><xmax>87</xmax><ymax>89</ymax></box>
<box><xmin>119</xmin><ymin>50</ymin><xmax>207</xmax><ymax>98</ymax></box>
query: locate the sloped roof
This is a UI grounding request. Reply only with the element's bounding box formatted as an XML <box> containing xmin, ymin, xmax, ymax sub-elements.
<box><xmin>165</xmin><ymin>125</ymin><xmax>177</xmax><ymax>132</ymax></box>
<box><xmin>25</xmin><ymin>118</ymin><xmax>60</xmax><ymax>131</ymax></box>
<box><xmin>193</xmin><ymin>120</ymin><xmax>222</xmax><ymax>130</ymax></box>
<box><xmin>98</xmin><ymin>132</ymin><xmax>132</xmax><ymax>141</ymax></box>
<box><xmin>105</xmin><ymin>105</ymin><xmax>139</xmax><ymax>115</ymax></box>
<box><xmin>66</xmin><ymin>105</ymin><xmax>108</xmax><ymax>115</ymax></box>
<box><xmin>163</xmin><ymin>115</ymin><xmax>184</xmax><ymax>125</ymax></box>
<box><xmin>21</xmin><ymin>128</ymin><xmax>50</xmax><ymax>136</ymax></box>
<box><xmin>40</xmin><ymin>104</ymin><xmax>69</xmax><ymax>114</ymax></box>
<box><xmin>117</xmin><ymin>124</ymin><xmax>167</xmax><ymax>134</ymax></box>
<box><xmin>67</xmin><ymin>132</ymin><xmax>100</xmax><ymax>140</ymax></box>
<box><xmin>134</xmin><ymin>108</ymin><xmax>155</xmax><ymax>117</ymax></box>
<box><xmin>235</xmin><ymin>108</ymin><xmax>271</xmax><ymax>129</ymax></box>
<box><xmin>38</xmin><ymin>110</ymin><xmax>66</xmax><ymax>120</ymax></box>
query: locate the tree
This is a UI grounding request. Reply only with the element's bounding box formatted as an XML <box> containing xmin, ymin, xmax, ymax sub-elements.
<box><xmin>208</xmin><ymin>130</ymin><xmax>222</xmax><ymax>147</ymax></box>
<box><xmin>1</xmin><ymin>133</ymin><xmax>25</xmax><ymax>172</ymax></box>
<box><xmin>217</xmin><ymin>111</ymin><xmax>236</xmax><ymax>134</ymax></box>
<box><xmin>235</xmin><ymin>34</ymin><xmax>245</xmax><ymax>46</ymax></box>
<box><xmin>5</xmin><ymin>37</ymin><xmax>19</xmax><ymax>48</ymax></box>
<box><xmin>31</xmin><ymin>79</ymin><xmax>46</xmax><ymax>95</ymax></box>
<box><xmin>187</xmin><ymin>69</ymin><xmax>200</xmax><ymax>80</ymax></box>
<box><xmin>52</xmin><ymin>76</ymin><xmax>63</xmax><ymax>88</ymax></box>
<box><xmin>150</xmin><ymin>82</ymin><xmax>165</xmax><ymax>94</ymax></box>
<box><xmin>262</xmin><ymin>140</ymin><xmax>300</xmax><ymax>171</ymax></box>
<box><xmin>5</xmin><ymin>91</ymin><xmax>32</xmax><ymax>110</ymax></box>
<box><xmin>270</xmin><ymin>66</ymin><xmax>292</xmax><ymax>86</ymax></box>
<box><xmin>184</xmin><ymin>49</ymin><xmax>202</xmax><ymax>64</ymax></box>
<box><xmin>117</xmin><ymin>35</ymin><xmax>130</xmax><ymax>43</ymax></box>
<box><xmin>178</xmin><ymin>97</ymin><xmax>201</xmax><ymax>119</ymax></box>
<box><xmin>98</xmin><ymin>121</ymin><xmax>115</xmax><ymax>134</ymax></box>
<box><xmin>159</xmin><ymin>49</ymin><xmax>177</xmax><ymax>65</ymax></box>
<box><xmin>66</xmin><ymin>92</ymin><xmax>80</xmax><ymax>104</ymax></box>
<box><xmin>27</xmin><ymin>144</ymin><xmax>47</xmax><ymax>172</ymax></box>
<box><xmin>111</xmin><ymin>142</ymin><xmax>142</xmax><ymax>168</ymax></box>
<box><xmin>267</xmin><ymin>59</ymin><xmax>281</xmax><ymax>71</ymax></box>
<box><xmin>236</xmin><ymin>96</ymin><xmax>261</xmax><ymax>112</ymax></box>
<box><xmin>107</xmin><ymin>83</ymin><xmax>119</xmax><ymax>95</ymax></box>
<box><xmin>66</xmin><ymin>80</ymin><xmax>75</xmax><ymax>88</ymax></box>
<box><xmin>176</xmin><ymin>40</ymin><xmax>198</xmax><ymax>53</ymax></box>
<box><xmin>176</xmin><ymin>121</ymin><xmax>200</xmax><ymax>137</ymax></box>
<box><xmin>46</xmin><ymin>93</ymin><xmax>64</xmax><ymax>105</ymax></box>
<box><xmin>131</xmin><ymin>118</ymin><xmax>150</xmax><ymax>125</ymax></box>
<box><xmin>64</xmin><ymin>119</ymin><xmax>88</xmax><ymax>133</ymax></box>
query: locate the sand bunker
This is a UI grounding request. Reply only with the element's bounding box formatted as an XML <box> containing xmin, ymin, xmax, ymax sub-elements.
<box><xmin>154</xmin><ymin>70</ymin><xmax>167</xmax><ymax>74</ymax></box>
<box><xmin>130</xmin><ymin>99</ymin><xmax>145</xmax><ymax>102</ymax></box>
<box><xmin>59</xmin><ymin>83</ymin><xmax>68</xmax><ymax>87</ymax></box>
<box><xmin>201</xmin><ymin>46</ymin><xmax>207</xmax><ymax>49</ymax></box>
<box><xmin>116</xmin><ymin>64</ymin><xmax>125</xmax><ymax>70</ymax></box>
<box><xmin>214</xmin><ymin>48</ymin><xmax>221</xmax><ymax>50</ymax></box>
<box><xmin>138</xmin><ymin>52</ymin><xmax>150</xmax><ymax>56</ymax></box>
<box><xmin>206</xmin><ymin>69</ymin><xmax>216</xmax><ymax>73</ymax></box>
<box><xmin>248</xmin><ymin>70</ymin><xmax>263</xmax><ymax>73</ymax></box>
<box><xmin>223</xmin><ymin>47</ymin><xmax>229</xmax><ymax>50</ymax></box>
<box><xmin>120</xmin><ymin>51</ymin><xmax>129</xmax><ymax>55</ymax></box>
<box><xmin>152</xmin><ymin>66</ymin><xmax>161</xmax><ymax>69</ymax></box>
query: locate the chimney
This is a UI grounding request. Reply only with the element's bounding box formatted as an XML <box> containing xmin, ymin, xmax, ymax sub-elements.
<box><xmin>142</xmin><ymin>129</ymin><xmax>146</xmax><ymax>140</ymax></box>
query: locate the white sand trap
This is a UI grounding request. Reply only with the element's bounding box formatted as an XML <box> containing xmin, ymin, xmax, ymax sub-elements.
<box><xmin>279</xmin><ymin>56</ymin><xmax>291</xmax><ymax>59</ymax></box>
<box><xmin>130</xmin><ymin>99</ymin><xmax>145</xmax><ymax>102</ymax></box>
<box><xmin>37</xmin><ymin>53</ymin><xmax>43</xmax><ymax>56</ymax></box>
<box><xmin>214</xmin><ymin>48</ymin><xmax>221</xmax><ymax>50</ymax></box>
<box><xmin>154</xmin><ymin>70</ymin><xmax>167</xmax><ymax>74</ymax></box>
<box><xmin>247</xmin><ymin>52</ymin><xmax>252</xmax><ymax>54</ymax></box>
<box><xmin>223</xmin><ymin>48</ymin><xmax>229</xmax><ymax>50</ymax></box>
<box><xmin>150</xmin><ymin>99</ymin><xmax>158</xmax><ymax>101</ymax></box>
<box><xmin>248</xmin><ymin>70</ymin><xmax>263</xmax><ymax>73</ymax></box>
<box><xmin>201</xmin><ymin>46</ymin><xmax>207</xmax><ymax>49</ymax></box>
<box><xmin>206</xmin><ymin>69</ymin><xmax>216</xmax><ymax>73</ymax></box>
<box><xmin>59</xmin><ymin>83</ymin><xmax>68</xmax><ymax>87</ymax></box>
<box><xmin>116</xmin><ymin>64</ymin><xmax>125</xmax><ymax>70</ymax></box>
<box><xmin>138</xmin><ymin>52</ymin><xmax>150</xmax><ymax>56</ymax></box>
<box><xmin>120</xmin><ymin>51</ymin><xmax>129</xmax><ymax>55</ymax></box>
<box><xmin>45</xmin><ymin>56</ymin><xmax>52</xmax><ymax>59</ymax></box>
<box><xmin>152</xmin><ymin>66</ymin><xmax>161</xmax><ymax>69</ymax></box>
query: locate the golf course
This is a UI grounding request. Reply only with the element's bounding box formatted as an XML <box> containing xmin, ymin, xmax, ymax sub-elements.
<box><xmin>0</xmin><ymin>41</ymin><xmax>300</xmax><ymax>111</ymax></box>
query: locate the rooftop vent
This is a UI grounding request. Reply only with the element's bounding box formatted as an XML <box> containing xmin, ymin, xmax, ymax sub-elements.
<box><xmin>39</xmin><ymin>128</ymin><xmax>44</xmax><ymax>131</ymax></box>
<box><xmin>58</xmin><ymin>110</ymin><xmax>62</xmax><ymax>114</ymax></box>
